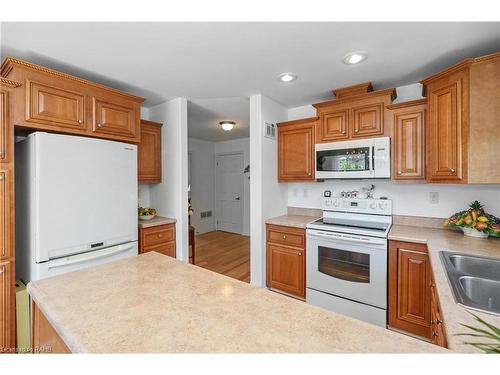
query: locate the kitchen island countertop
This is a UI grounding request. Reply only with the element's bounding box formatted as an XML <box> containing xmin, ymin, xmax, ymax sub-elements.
<box><xmin>27</xmin><ymin>252</ymin><xmax>444</xmax><ymax>353</ymax></box>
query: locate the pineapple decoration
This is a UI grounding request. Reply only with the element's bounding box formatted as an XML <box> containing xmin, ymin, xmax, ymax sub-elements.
<box><xmin>445</xmin><ymin>200</ymin><xmax>500</xmax><ymax>238</ymax></box>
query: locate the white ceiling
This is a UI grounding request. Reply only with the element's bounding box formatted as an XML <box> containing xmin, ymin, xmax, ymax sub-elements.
<box><xmin>188</xmin><ymin>97</ymin><xmax>249</xmax><ymax>142</ymax></box>
<box><xmin>2</xmin><ymin>22</ymin><xmax>500</xmax><ymax>141</ymax></box>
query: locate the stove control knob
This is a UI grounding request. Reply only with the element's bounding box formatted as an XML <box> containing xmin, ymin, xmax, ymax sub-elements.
<box><xmin>379</xmin><ymin>202</ymin><xmax>387</xmax><ymax>210</ymax></box>
<box><xmin>369</xmin><ymin>202</ymin><xmax>377</xmax><ymax>210</ymax></box>
<box><xmin>333</xmin><ymin>200</ymin><xmax>339</xmax><ymax>207</ymax></box>
<box><xmin>324</xmin><ymin>199</ymin><xmax>332</xmax><ymax>207</ymax></box>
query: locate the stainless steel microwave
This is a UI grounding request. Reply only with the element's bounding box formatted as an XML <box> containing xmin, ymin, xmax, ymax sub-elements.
<box><xmin>315</xmin><ymin>137</ymin><xmax>391</xmax><ymax>179</ymax></box>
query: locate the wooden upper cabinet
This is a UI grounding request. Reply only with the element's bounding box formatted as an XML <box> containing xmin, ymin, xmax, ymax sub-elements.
<box><xmin>0</xmin><ymin>89</ymin><xmax>8</xmax><ymax>162</ymax></box>
<box><xmin>387</xmin><ymin>99</ymin><xmax>426</xmax><ymax>180</ymax></box>
<box><xmin>0</xmin><ymin>170</ymin><xmax>10</xmax><ymax>260</ymax></box>
<box><xmin>92</xmin><ymin>97</ymin><xmax>139</xmax><ymax>140</ymax></box>
<box><xmin>388</xmin><ymin>240</ymin><xmax>431</xmax><ymax>339</ymax></box>
<box><xmin>0</xmin><ymin>57</ymin><xmax>144</xmax><ymax>143</ymax></box>
<box><xmin>26</xmin><ymin>80</ymin><xmax>86</xmax><ymax>130</ymax></box>
<box><xmin>351</xmin><ymin>102</ymin><xmax>383</xmax><ymax>137</ymax></box>
<box><xmin>277</xmin><ymin>117</ymin><xmax>316</xmax><ymax>182</ymax></box>
<box><xmin>426</xmin><ymin>73</ymin><xmax>466</xmax><ymax>182</ymax></box>
<box><xmin>138</xmin><ymin>120</ymin><xmax>162</xmax><ymax>183</ymax></box>
<box><xmin>313</xmin><ymin>83</ymin><xmax>395</xmax><ymax>143</ymax></box>
<box><xmin>319</xmin><ymin>108</ymin><xmax>349</xmax><ymax>141</ymax></box>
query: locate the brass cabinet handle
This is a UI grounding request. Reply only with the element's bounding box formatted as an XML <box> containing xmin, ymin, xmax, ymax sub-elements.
<box><xmin>397</xmin><ymin>171</ymin><xmax>402</xmax><ymax>175</ymax></box>
<box><xmin>298</xmin><ymin>252</ymin><xmax>302</xmax><ymax>256</ymax></box>
<box><xmin>354</xmin><ymin>129</ymin><xmax>359</xmax><ymax>133</ymax></box>
<box><xmin>450</xmin><ymin>168</ymin><xmax>455</xmax><ymax>173</ymax></box>
<box><xmin>307</xmin><ymin>172</ymin><xmax>312</xmax><ymax>176</ymax></box>
<box><xmin>429</xmin><ymin>282</ymin><xmax>435</xmax><ymax>287</ymax></box>
<box><xmin>158</xmin><ymin>234</ymin><xmax>163</xmax><ymax>238</ymax></box>
<box><xmin>342</xmin><ymin>131</ymin><xmax>346</xmax><ymax>134</ymax></box>
<box><xmin>0</xmin><ymin>174</ymin><xmax>4</xmax><ymax>181</ymax></box>
<box><xmin>282</xmin><ymin>235</ymin><xmax>287</xmax><ymax>239</ymax></box>
<box><xmin>78</xmin><ymin>119</ymin><xmax>83</xmax><ymax>124</ymax></box>
<box><xmin>0</xmin><ymin>267</ymin><xmax>4</xmax><ymax>275</ymax></box>
<box><xmin>0</xmin><ymin>151</ymin><xmax>4</xmax><ymax>158</ymax></box>
<box><xmin>97</xmin><ymin>123</ymin><xmax>103</xmax><ymax>128</ymax></box>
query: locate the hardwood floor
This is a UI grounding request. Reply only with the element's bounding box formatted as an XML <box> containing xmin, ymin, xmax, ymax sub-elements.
<box><xmin>194</xmin><ymin>231</ymin><xmax>250</xmax><ymax>283</ymax></box>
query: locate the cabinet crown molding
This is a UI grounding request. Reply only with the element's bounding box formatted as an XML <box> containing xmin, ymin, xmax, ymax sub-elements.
<box><xmin>313</xmin><ymin>87</ymin><xmax>397</xmax><ymax>109</ymax></box>
<box><xmin>0</xmin><ymin>77</ymin><xmax>22</xmax><ymax>88</ymax></box>
<box><xmin>1</xmin><ymin>56</ymin><xmax>145</xmax><ymax>103</ymax></box>
<box><xmin>386</xmin><ymin>98</ymin><xmax>427</xmax><ymax>110</ymax></box>
<box><xmin>332</xmin><ymin>81</ymin><xmax>373</xmax><ymax>99</ymax></box>
<box><xmin>141</xmin><ymin>119</ymin><xmax>163</xmax><ymax>127</ymax></box>
<box><xmin>277</xmin><ymin>116</ymin><xmax>319</xmax><ymax>127</ymax></box>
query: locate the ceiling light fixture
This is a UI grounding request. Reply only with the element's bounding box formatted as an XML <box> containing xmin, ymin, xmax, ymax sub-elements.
<box><xmin>343</xmin><ymin>51</ymin><xmax>368</xmax><ymax>65</ymax></box>
<box><xmin>278</xmin><ymin>72</ymin><xmax>297</xmax><ymax>83</ymax></box>
<box><xmin>219</xmin><ymin>121</ymin><xmax>235</xmax><ymax>131</ymax></box>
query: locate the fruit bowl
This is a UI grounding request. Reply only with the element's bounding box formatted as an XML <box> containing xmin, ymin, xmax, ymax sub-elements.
<box><xmin>138</xmin><ymin>207</ymin><xmax>157</xmax><ymax>221</ymax></box>
<box><xmin>139</xmin><ymin>214</ymin><xmax>156</xmax><ymax>221</ymax></box>
<box><xmin>461</xmin><ymin>227</ymin><xmax>489</xmax><ymax>239</ymax></box>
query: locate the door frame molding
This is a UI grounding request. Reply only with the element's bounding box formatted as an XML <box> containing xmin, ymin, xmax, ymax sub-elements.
<box><xmin>214</xmin><ymin>151</ymin><xmax>245</xmax><ymax>234</ymax></box>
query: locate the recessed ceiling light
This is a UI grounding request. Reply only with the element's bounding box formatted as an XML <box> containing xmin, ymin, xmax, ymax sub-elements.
<box><xmin>278</xmin><ymin>72</ymin><xmax>297</xmax><ymax>83</ymax></box>
<box><xmin>343</xmin><ymin>51</ymin><xmax>368</xmax><ymax>65</ymax></box>
<box><xmin>219</xmin><ymin>121</ymin><xmax>235</xmax><ymax>131</ymax></box>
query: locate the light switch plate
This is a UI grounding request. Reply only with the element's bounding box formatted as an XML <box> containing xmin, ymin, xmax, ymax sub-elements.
<box><xmin>429</xmin><ymin>192</ymin><xmax>439</xmax><ymax>204</ymax></box>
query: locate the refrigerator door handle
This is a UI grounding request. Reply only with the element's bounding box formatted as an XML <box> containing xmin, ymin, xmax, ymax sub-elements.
<box><xmin>47</xmin><ymin>243</ymin><xmax>136</xmax><ymax>269</ymax></box>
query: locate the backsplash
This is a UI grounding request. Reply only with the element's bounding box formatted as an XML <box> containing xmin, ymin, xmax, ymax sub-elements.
<box><xmin>288</xmin><ymin>180</ymin><xmax>500</xmax><ymax>219</ymax></box>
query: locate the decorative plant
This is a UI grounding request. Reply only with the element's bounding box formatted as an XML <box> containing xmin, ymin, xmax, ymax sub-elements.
<box><xmin>444</xmin><ymin>200</ymin><xmax>500</xmax><ymax>237</ymax></box>
<box><xmin>456</xmin><ymin>313</ymin><xmax>500</xmax><ymax>353</ymax></box>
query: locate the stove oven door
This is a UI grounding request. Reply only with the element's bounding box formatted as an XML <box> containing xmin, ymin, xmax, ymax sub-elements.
<box><xmin>306</xmin><ymin>229</ymin><xmax>387</xmax><ymax>309</ymax></box>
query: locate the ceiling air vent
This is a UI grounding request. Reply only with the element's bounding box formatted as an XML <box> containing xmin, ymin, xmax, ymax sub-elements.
<box><xmin>264</xmin><ymin>122</ymin><xmax>276</xmax><ymax>140</ymax></box>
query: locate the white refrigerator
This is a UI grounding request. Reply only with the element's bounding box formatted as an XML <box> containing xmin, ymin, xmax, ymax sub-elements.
<box><xmin>16</xmin><ymin>132</ymin><xmax>138</xmax><ymax>283</ymax></box>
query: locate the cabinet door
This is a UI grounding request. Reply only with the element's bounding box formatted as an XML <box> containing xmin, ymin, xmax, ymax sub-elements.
<box><xmin>138</xmin><ymin>120</ymin><xmax>162</xmax><ymax>183</ymax></box>
<box><xmin>0</xmin><ymin>260</ymin><xmax>13</xmax><ymax>351</ymax></box>
<box><xmin>92</xmin><ymin>97</ymin><xmax>138</xmax><ymax>139</ymax></box>
<box><xmin>320</xmin><ymin>109</ymin><xmax>349</xmax><ymax>141</ymax></box>
<box><xmin>388</xmin><ymin>241</ymin><xmax>431</xmax><ymax>339</ymax></box>
<box><xmin>0</xmin><ymin>90</ymin><xmax>8</xmax><ymax>163</ymax></box>
<box><xmin>141</xmin><ymin>242</ymin><xmax>176</xmax><ymax>258</ymax></box>
<box><xmin>427</xmin><ymin>74</ymin><xmax>466</xmax><ymax>181</ymax></box>
<box><xmin>351</xmin><ymin>103</ymin><xmax>384</xmax><ymax>137</ymax></box>
<box><xmin>26</xmin><ymin>80</ymin><xmax>86</xmax><ymax>130</ymax></box>
<box><xmin>430</xmin><ymin>280</ymin><xmax>448</xmax><ymax>347</ymax></box>
<box><xmin>266</xmin><ymin>243</ymin><xmax>305</xmax><ymax>298</ymax></box>
<box><xmin>0</xmin><ymin>170</ymin><xmax>10</xmax><ymax>260</ymax></box>
<box><xmin>278</xmin><ymin>121</ymin><xmax>315</xmax><ymax>181</ymax></box>
<box><xmin>393</xmin><ymin>109</ymin><xmax>425</xmax><ymax>179</ymax></box>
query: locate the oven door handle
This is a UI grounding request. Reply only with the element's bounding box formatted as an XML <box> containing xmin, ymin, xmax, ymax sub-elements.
<box><xmin>307</xmin><ymin>231</ymin><xmax>387</xmax><ymax>246</ymax></box>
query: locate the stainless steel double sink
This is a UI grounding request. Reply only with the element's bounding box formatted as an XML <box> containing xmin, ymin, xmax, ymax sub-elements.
<box><xmin>440</xmin><ymin>251</ymin><xmax>500</xmax><ymax>316</ymax></box>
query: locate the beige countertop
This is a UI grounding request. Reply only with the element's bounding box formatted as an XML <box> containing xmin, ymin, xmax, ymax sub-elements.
<box><xmin>389</xmin><ymin>224</ymin><xmax>500</xmax><ymax>353</ymax></box>
<box><xmin>138</xmin><ymin>215</ymin><xmax>176</xmax><ymax>229</ymax></box>
<box><xmin>265</xmin><ymin>214</ymin><xmax>320</xmax><ymax>229</ymax></box>
<box><xmin>27</xmin><ymin>252</ymin><xmax>443</xmax><ymax>353</ymax></box>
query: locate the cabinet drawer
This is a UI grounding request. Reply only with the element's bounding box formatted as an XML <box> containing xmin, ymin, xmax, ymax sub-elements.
<box><xmin>26</xmin><ymin>80</ymin><xmax>86</xmax><ymax>130</ymax></box>
<box><xmin>92</xmin><ymin>97</ymin><xmax>138</xmax><ymax>139</ymax></box>
<box><xmin>141</xmin><ymin>242</ymin><xmax>176</xmax><ymax>258</ymax></box>
<box><xmin>266</xmin><ymin>225</ymin><xmax>305</xmax><ymax>248</ymax></box>
<box><xmin>141</xmin><ymin>224</ymin><xmax>176</xmax><ymax>248</ymax></box>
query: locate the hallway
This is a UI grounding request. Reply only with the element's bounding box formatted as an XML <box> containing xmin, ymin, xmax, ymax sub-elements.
<box><xmin>194</xmin><ymin>231</ymin><xmax>250</xmax><ymax>283</ymax></box>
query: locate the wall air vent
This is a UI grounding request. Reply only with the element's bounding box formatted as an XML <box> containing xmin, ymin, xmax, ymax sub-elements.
<box><xmin>264</xmin><ymin>122</ymin><xmax>276</xmax><ymax>140</ymax></box>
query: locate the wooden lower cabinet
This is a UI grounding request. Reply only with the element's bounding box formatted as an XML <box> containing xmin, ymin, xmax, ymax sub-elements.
<box><xmin>266</xmin><ymin>225</ymin><xmax>305</xmax><ymax>299</ymax></box>
<box><xmin>389</xmin><ymin>240</ymin><xmax>448</xmax><ymax>348</ymax></box>
<box><xmin>430</xmin><ymin>277</ymin><xmax>448</xmax><ymax>347</ymax></box>
<box><xmin>389</xmin><ymin>240</ymin><xmax>431</xmax><ymax>339</ymax></box>
<box><xmin>32</xmin><ymin>302</ymin><xmax>70</xmax><ymax>353</ymax></box>
<box><xmin>139</xmin><ymin>223</ymin><xmax>176</xmax><ymax>258</ymax></box>
<box><xmin>1</xmin><ymin>260</ymin><xmax>15</xmax><ymax>353</ymax></box>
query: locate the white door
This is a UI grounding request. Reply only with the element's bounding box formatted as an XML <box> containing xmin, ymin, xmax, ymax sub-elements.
<box><xmin>216</xmin><ymin>153</ymin><xmax>243</xmax><ymax>234</ymax></box>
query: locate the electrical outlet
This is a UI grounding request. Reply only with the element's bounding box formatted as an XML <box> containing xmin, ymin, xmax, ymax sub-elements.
<box><xmin>429</xmin><ymin>192</ymin><xmax>439</xmax><ymax>204</ymax></box>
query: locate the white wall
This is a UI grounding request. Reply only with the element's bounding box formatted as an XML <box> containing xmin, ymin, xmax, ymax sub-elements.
<box><xmin>148</xmin><ymin>98</ymin><xmax>189</xmax><ymax>261</ymax></box>
<box><xmin>288</xmin><ymin>181</ymin><xmax>500</xmax><ymax>218</ymax></box>
<box><xmin>286</xmin><ymin>82</ymin><xmax>500</xmax><ymax>219</ymax></box>
<box><xmin>138</xmin><ymin>184</ymin><xmax>151</xmax><ymax>207</ymax></box>
<box><xmin>214</xmin><ymin>138</ymin><xmax>251</xmax><ymax>236</ymax></box>
<box><xmin>188</xmin><ymin>137</ymin><xmax>216</xmax><ymax>234</ymax></box>
<box><xmin>250</xmin><ymin>94</ymin><xmax>288</xmax><ymax>287</ymax></box>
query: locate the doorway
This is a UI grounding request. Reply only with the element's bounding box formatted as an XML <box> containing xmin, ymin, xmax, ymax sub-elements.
<box><xmin>215</xmin><ymin>152</ymin><xmax>244</xmax><ymax>234</ymax></box>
